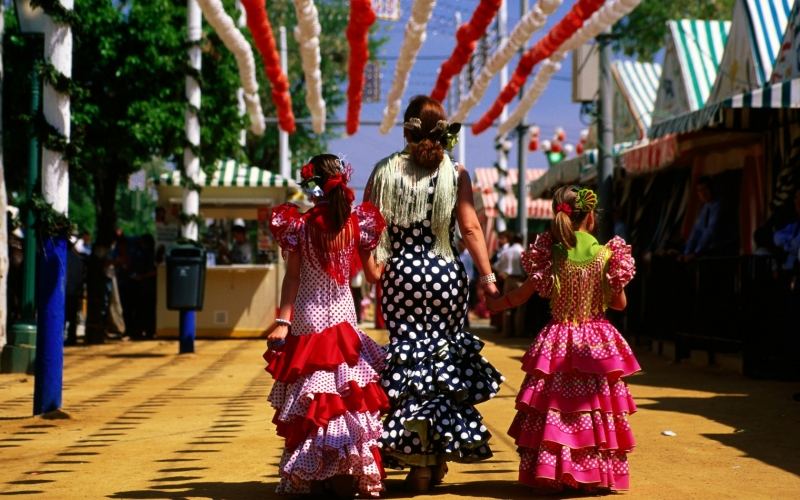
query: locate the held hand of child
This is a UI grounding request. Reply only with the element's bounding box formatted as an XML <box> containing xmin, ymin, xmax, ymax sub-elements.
<box><xmin>486</xmin><ymin>294</ymin><xmax>510</xmax><ymax>313</ymax></box>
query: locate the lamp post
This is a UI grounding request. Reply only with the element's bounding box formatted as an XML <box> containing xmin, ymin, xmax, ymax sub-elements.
<box><xmin>1</xmin><ymin>0</ymin><xmax>47</xmax><ymax>375</ymax></box>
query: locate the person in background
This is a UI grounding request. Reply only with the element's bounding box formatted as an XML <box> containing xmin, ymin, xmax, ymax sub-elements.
<box><xmin>494</xmin><ymin>231</ymin><xmax>525</xmax><ymax>336</ymax></box>
<box><xmin>682</xmin><ymin>177</ymin><xmax>721</xmax><ymax>260</ymax></box>
<box><xmin>230</xmin><ymin>218</ymin><xmax>253</xmax><ymax>264</ymax></box>
<box><xmin>129</xmin><ymin>234</ymin><xmax>157</xmax><ymax>339</ymax></box>
<box><xmin>65</xmin><ymin>236</ymin><xmax>87</xmax><ymax>346</ymax></box>
<box><xmin>457</xmin><ymin>238</ymin><xmax>476</xmax><ymax>327</ymax></box>
<box><xmin>773</xmin><ymin>189</ymin><xmax>800</xmax><ymax>274</ymax></box>
<box><xmin>489</xmin><ymin>231</ymin><xmax>509</xmax><ymax>329</ymax></box>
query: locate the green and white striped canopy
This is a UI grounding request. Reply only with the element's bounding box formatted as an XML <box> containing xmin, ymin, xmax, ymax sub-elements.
<box><xmin>155</xmin><ymin>159</ymin><xmax>296</xmax><ymax>188</ymax></box>
<box><xmin>670</xmin><ymin>19</ymin><xmax>731</xmax><ymax>111</ymax></box>
<box><xmin>614</xmin><ymin>61</ymin><xmax>662</xmax><ymax>130</ymax></box>
<box><xmin>650</xmin><ymin>78</ymin><xmax>800</xmax><ymax>138</ymax></box>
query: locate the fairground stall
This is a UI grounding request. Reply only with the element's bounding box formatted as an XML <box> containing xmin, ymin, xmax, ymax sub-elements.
<box><xmin>153</xmin><ymin>159</ymin><xmax>298</xmax><ymax>338</ymax></box>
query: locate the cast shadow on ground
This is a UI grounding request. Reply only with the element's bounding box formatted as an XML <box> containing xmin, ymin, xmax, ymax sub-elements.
<box><xmin>637</xmin><ymin>394</ymin><xmax>800</xmax><ymax>477</ymax></box>
<box><xmin>111</xmin><ymin>481</ymin><xmax>277</xmax><ymax>499</ymax></box>
<box><xmin>384</xmin><ymin>479</ymin><xmax>602</xmax><ymax>499</ymax></box>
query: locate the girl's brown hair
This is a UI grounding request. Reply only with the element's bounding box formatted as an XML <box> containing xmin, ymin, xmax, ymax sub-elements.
<box><xmin>403</xmin><ymin>95</ymin><xmax>447</xmax><ymax>171</ymax></box>
<box><xmin>551</xmin><ymin>186</ymin><xmax>593</xmax><ymax>249</ymax></box>
<box><xmin>309</xmin><ymin>154</ymin><xmax>352</xmax><ymax>232</ymax></box>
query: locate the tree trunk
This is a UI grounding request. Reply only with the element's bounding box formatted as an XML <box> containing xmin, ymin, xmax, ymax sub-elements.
<box><xmin>0</xmin><ymin>5</ymin><xmax>7</xmax><ymax>351</ymax></box>
<box><xmin>84</xmin><ymin>168</ymin><xmax>119</xmax><ymax>344</ymax></box>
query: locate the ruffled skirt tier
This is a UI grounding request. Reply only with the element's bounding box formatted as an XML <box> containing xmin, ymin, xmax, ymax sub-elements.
<box><xmin>380</xmin><ymin>329</ymin><xmax>504</xmax><ymax>467</ymax></box>
<box><xmin>264</xmin><ymin>322</ymin><xmax>389</xmax><ymax>496</ymax></box>
<box><xmin>511</xmin><ymin>319</ymin><xmax>640</xmax><ymax>491</ymax></box>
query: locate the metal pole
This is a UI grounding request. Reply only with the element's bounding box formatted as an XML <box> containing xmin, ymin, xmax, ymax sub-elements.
<box><xmin>597</xmin><ymin>33</ymin><xmax>614</xmax><ymax>243</ymax></box>
<box><xmin>516</xmin><ymin>0</ymin><xmax>528</xmax><ymax>245</ymax></box>
<box><xmin>494</xmin><ymin>1</ymin><xmax>509</xmax><ymax>233</ymax></box>
<box><xmin>279</xmin><ymin>26</ymin><xmax>290</xmax><ymax>179</ymax></box>
<box><xmin>453</xmin><ymin>12</ymin><xmax>466</xmax><ymax>165</ymax></box>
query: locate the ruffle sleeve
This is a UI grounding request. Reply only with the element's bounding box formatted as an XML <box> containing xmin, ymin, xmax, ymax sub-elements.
<box><xmin>605</xmin><ymin>236</ymin><xmax>636</xmax><ymax>293</ymax></box>
<box><xmin>269</xmin><ymin>203</ymin><xmax>304</xmax><ymax>253</ymax></box>
<box><xmin>353</xmin><ymin>202</ymin><xmax>386</xmax><ymax>252</ymax></box>
<box><xmin>521</xmin><ymin>232</ymin><xmax>555</xmax><ymax>297</ymax></box>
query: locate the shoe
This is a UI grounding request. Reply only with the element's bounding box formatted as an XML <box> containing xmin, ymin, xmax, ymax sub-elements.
<box><xmin>430</xmin><ymin>461</ymin><xmax>448</xmax><ymax>486</ymax></box>
<box><xmin>404</xmin><ymin>466</ymin><xmax>432</xmax><ymax>493</ymax></box>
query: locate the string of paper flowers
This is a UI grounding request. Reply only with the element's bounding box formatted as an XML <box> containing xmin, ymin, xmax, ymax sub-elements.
<box><xmin>379</xmin><ymin>0</ymin><xmax>438</xmax><ymax>134</ymax></box>
<box><xmin>472</xmin><ymin>0</ymin><xmax>606</xmax><ymax>135</ymax></box>
<box><xmin>346</xmin><ymin>0</ymin><xmax>377</xmax><ymax>135</ymax></box>
<box><xmin>498</xmin><ymin>0</ymin><xmax>643</xmax><ymax>136</ymax></box>
<box><xmin>292</xmin><ymin>0</ymin><xmax>326</xmax><ymax>134</ymax></box>
<box><xmin>451</xmin><ymin>0</ymin><xmax>562</xmax><ymax>123</ymax></box>
<box><xmin>530</xmin><ymin>127</ymin><xmax>575</xmax><ymax>165</ymax></box>
<box><xmin>196</xmin><ymin>0</ymin><xmax>265</xmax><ymax>135</ymax></box>
<box><xmin>430</xmin><ymin>0</ymin><xmax>503</xmax><ymax>102</ymax></box>
<box><xmin>241</xmin><ymin>0</ymin><xmax>295</xmax><ymax>133</ymax></box>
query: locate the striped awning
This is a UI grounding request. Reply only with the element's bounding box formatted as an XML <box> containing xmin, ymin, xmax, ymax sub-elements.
<box><xmin>473</xmin><ymin>168</ymin><xmax>553</xmax><ymax>219</ymax></box>
<box><xmin>747</xmin><ymin>0</ymin><xmax>794</xmax><ymax>85</ymax></box>
<box><xmin>670</xmin><ymin>19</ymin><xmax>731</xmax><ymax>111</ymax></box>
<box><xmin>771</xmin><ymin>1</ymin><xmax>800</xmax><ymax>81</ymax></box>
<box><xmin>155</xmin><ymin>159</ymin><xmax>296</xmax><ymax>188</ymax></box>
<box><xmin>650</xmin><ymin>77</ymin><xmax>800</xmax><ymax>138</ymax></box>
<box><xmin>621</xmin><ymin>135</ymin><xmax>679</xmax><ymax>174</ymax></box>
<box><xmin>613</xmin><ymin>60</ymin><xmax>662</xmax><ymax>129</ymax></box>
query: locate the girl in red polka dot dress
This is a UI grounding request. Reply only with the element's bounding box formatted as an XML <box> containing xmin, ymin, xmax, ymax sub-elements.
<box><xmin>489</xmin><ymin>186</ymin><xmax>640</xmax><ymax>494</ymax></box>
<box><xmin>266</xmin><ymin>154</ymin><xmax>390</xmax><ymax>497</ymax></box>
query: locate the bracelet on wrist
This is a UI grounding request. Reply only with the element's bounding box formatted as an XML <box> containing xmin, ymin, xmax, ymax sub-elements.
<box><xmin>478</xmin><ymin>273</ymin><xmax>497</xmax><ymax>284</ymax></box>
<box><xmin>275</xmin><ymin>318</ymin><xmax>292</xmax><ymax>327</ymax></box>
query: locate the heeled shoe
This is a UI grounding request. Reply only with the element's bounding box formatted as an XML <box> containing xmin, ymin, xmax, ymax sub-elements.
<box><xmin>404</xmin><ymin>466</ymin><xmax>432</xmax><ymax>493</ymax></box>
<box><xmin>430</xmin><ymin>461</ymin><xmax>448</xmax><ymax>486</ymax></box>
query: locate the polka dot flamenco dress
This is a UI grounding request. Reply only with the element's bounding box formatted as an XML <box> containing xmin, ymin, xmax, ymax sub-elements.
<box><xmin>379</xmin><ymin>173</ymin><xmax>504</xmax><ymax>469</ymax></box>
<box><xmin>512</xmin><ymin>231</ymin><xmax>639</xmax><ymax>491</ymax></box>
<box><xmin>266</xmin><ymin>203</ymin><xmax>390</xmax><ymax>496</ymax></box>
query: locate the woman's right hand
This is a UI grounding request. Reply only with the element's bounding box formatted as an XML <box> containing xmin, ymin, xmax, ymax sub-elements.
<box><xmin>481</xmin><ymin>281</ymin><xmax>500</xmax><ymax>299</ymax></box>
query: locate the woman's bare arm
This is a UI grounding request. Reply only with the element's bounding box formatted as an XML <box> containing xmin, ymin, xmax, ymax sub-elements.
<box><xmin>454</xmin><ymin>166</ymin><xmax>498</xmax><ymax>297</ymax></box>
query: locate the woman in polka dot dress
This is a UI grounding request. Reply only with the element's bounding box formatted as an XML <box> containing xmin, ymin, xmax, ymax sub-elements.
<box><xmin>489</xmin><ymin>186</ymin><xmax>640</xmax><ymax>494</ymax></box>
<box><xmin>366</xmin><ymin>96</ymin><xmax>504</xmax><ymax>491</ymax></box>
<box><xmin>266</xmin><ymin>154</ymin><xmax>390</xmax><ymax>497</ymax></box>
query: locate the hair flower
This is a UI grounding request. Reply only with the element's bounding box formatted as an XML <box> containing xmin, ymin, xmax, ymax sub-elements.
<box><xmin>300</xmin><ymin>162</ymin><xmax>315</xmax><ymax>180</ymax></box>
<box><xmin>555</xmin><ymin>202</ymin><xmax>573</xmax><ymax>216</ymax></box>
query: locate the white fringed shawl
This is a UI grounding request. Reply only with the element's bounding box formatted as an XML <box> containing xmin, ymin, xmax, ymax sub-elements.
<box><xmin>368</xmin><ymin>151</ymin><xmax>458</xmax><ymax>263</ymax></box>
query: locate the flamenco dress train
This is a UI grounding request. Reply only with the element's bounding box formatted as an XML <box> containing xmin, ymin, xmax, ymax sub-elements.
<box><xmin>266</xmin><ymin>203</ymin><xmax>389</xmax><ymax>496</ymax></box>
<box><xmin>510</xmin><ymin>231</ymin><xmax>639</xmax><ymax>490</ymax></box>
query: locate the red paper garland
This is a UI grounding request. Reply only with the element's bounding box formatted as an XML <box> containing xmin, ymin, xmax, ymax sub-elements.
<box><xmin>346</xmin><ymin>0</ymin><xmax>377</xmax><ymax>135</ymax></box>
<box><xmin>472</xmin><ymin>0</ymin><xmax>605</xmax><ymax>135</ymax></box>
<box><xmin>430</xmin><ymin>0</ymin><xmax>503</xmax><ymax>103</ymax></box>
<box><xmin>241</xmin><ymin>0</ymin><xmax>296</xmax><ymax>133</ymax></box>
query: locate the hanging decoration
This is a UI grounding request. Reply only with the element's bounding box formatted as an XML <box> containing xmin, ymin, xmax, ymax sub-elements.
<box><xmin>472</xmin><ymin>0</ymin><xmax>606</xmax><ymax>135</ymax></box>
<box><xmin>498</xmin><ymin>0</ymin><xmax>643</xmax><ymax>136</ymax></box>
<box><xmin>292</xmin><ymin>0</ymin><xmax>326</xmax><ymax>134</ymax></box>
<box><xmin>346</xmin><ymin>0</ymin><xmax>377</xmax><ymax>135</ymax></box>
<box><xmin>451</xmin><ymin>0</ymin><xmax>563</xmax><ymax>123</ymax></box>
<box><xmin>576</xmin><ymin>128</ymin><xmax>589</xmax><ymax>155</ymax></box>
<box><xmin>379</xmin><ymin>0</ymin><xmax>438</xmax><ymax>134</ymax></box>
<box><xmin>374</xmin><ymin>0</ymin><xmax>401</xmax><ymax>21</ymax></box>
<box><xmin>241</xmin><ymin>0</ymin><xmax>296</xmax><ymax>133</ymax></box>
<box><xmin>197</xmin><ymin>0</ymin><xmax>266</xmax><ymax>135</ymax></box>
<box><xmin>429</xmin><ymin>0</ymin><xmax>503</xmax><ymax>102</ymax></box>
<box><xmin>528</xmin><ymin>125</ymin><xmax>541</xmax><ymax>151</ymax></box>
<box><xmin>538</xmin><ymin>127</ymin><xmax>574</xmax><ymax>165</ymax></box>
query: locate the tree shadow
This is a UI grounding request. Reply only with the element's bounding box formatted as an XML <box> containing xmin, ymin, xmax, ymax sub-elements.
<box><xmin>111</xmin><ymin>481</ymin><xmax>277</xmax><ymax>499</ymax></box>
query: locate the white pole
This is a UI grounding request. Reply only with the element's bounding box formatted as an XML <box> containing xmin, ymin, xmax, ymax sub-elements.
<box><xmin>496</xmin><ymin>0</ymin><xmax>509</xmax><ymax>232</ymax></box>
<box><xmin>279</xmin><ymin>26</ymin><xmax>291</xmax><ymax>179</ymax></box>
<box><xmin>183</xmin><ymin>0</ymin><xmax>202</xmax><ymax>241</ymax></box>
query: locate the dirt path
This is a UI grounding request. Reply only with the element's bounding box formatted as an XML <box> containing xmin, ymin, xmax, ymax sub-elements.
<box><xmin>1</xmin><ymin>329</ymin><xmax>798</xmax><ymax>499</ymax></box>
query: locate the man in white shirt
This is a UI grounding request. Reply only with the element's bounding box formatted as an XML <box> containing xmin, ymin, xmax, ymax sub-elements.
<box><xmin>493</xmin><ymin>232</ymin><xmax>526</xmax><ymax>336</ymax></box>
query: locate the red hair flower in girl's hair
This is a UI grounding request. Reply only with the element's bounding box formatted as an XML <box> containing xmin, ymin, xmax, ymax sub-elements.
<box><xmin>555</xmin><ymin>203</ymin><xmax>573</xmax><ymax>216</ymax></box>
<box><xmin>300</xmin><ymin>162</ymin><xmax>315</xmax><ymax>181</ymax></box>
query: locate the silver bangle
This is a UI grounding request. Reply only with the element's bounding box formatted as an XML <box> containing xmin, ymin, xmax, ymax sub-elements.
<box><xmin>275</xmin><ymin>318</ymin><xmax>292</xmax><ymax>327</ymax></box>
<box><xmin>478</xmin><ymin>273</ymin><xmax>497</xmax><ymax>284</ymax></box>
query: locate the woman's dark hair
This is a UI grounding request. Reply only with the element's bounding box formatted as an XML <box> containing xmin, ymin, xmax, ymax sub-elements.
<box><xmin>551</xmin><ymin>186</ymin><xmax>593</xmax><ymax>249</ymax></box>
<box><xmin>403</xmin><ymin>95</ymin><xmax>447</xmax><ymax>171</ymax></box>
<box><xmin>309</xmin><ymin>153</ymin><xmax>351</xmax><ymax>232</ymax></box>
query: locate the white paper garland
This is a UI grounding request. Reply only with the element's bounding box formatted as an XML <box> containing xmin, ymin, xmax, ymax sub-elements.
<box><xmin>498</xmin><ymin>0</ymin><xmax>642</xmax><ymax>136</ymax></box>
<box><xmin>292</xmin><ymin>0</ymin><xmax>326</xmax><ymax>134</ymax></box>
<box><xmin>196</xmin><ymin>0</ymin><xmax>265</xmax><ymax>135</ymax></box>
<box><xmin>451</xmin><ymin>0</ymin><xmax>562</xmax><ymax>124</ymax></box>
<box><xmin>379</xmin><ymin>0</ymin><xmax>437</xmax><ymax>134</ymax></box>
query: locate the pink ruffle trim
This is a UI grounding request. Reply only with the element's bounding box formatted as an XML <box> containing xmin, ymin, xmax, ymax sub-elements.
<box><xmin>509</xmin><ymin>409</ymin><xmax>635</xmax><ymax>452</ymax></box>
<box><xmin>521</xmin><ymin>232</ymin><xmax>555</xmax><ymax>297</ymax></box>
<box><xmin>353</xmin><ymin>202</ymin><xmax>386</xmax><ymax>252</ymax></box>
<box><xmin>605</xmin><ymin>236</ymin><xmax>635</xmax><ymax>293</ymax></box>
<box><xmin>522</xmin><ymin>319</ymin><xmax>641</xmax><ymax>378</ymax></box>
<box><xmin>519</xmin><ymin>444</ymin><xmax>630</xmax><ymax>490</ymax></box>
<box><xmin>515</xmin><ymin>372</ymin><xmax>637</xmax><ymax>415</ymax></box>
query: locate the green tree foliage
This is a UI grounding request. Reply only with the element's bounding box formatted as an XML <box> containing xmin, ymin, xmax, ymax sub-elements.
<box><xmin>612</xmin><ymin>0</ymin><xmax>735</xmax><ymax>60</ymax></box>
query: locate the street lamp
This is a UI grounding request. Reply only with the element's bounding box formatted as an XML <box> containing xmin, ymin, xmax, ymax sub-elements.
<box><xmin>1</xmin><ymin>1</ymin><xmax>46</xmax><ymax>374</ymax></box>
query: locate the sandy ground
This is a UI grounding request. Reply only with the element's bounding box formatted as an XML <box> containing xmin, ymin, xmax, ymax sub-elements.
<box><xmin>1</xmin><ymin>326</ymin><xmax>799</xmax><ymax>499</ymax></box>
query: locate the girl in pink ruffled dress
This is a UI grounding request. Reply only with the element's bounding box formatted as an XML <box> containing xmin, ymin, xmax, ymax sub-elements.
<box><xmin>265</xmin><ymin>154</ymin><xmax>389</xmax><ymax>497</ymax></box>
<box><xmin>489</xmin><ymin>186</ymin><xmax>640</xmax><ymax>493</ymax></box>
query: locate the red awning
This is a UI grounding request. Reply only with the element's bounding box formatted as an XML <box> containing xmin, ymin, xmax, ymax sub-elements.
<box><xmin>621</xmin><ymin>135</ymin><xmax>678</xmax><ymax>174</ymax></box>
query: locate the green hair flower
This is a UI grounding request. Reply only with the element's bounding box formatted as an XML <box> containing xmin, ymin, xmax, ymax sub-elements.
<box><xmin>574</xmin><ymin>188</ymin><xmax>598</xmax><ymax>212</ymax></box>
